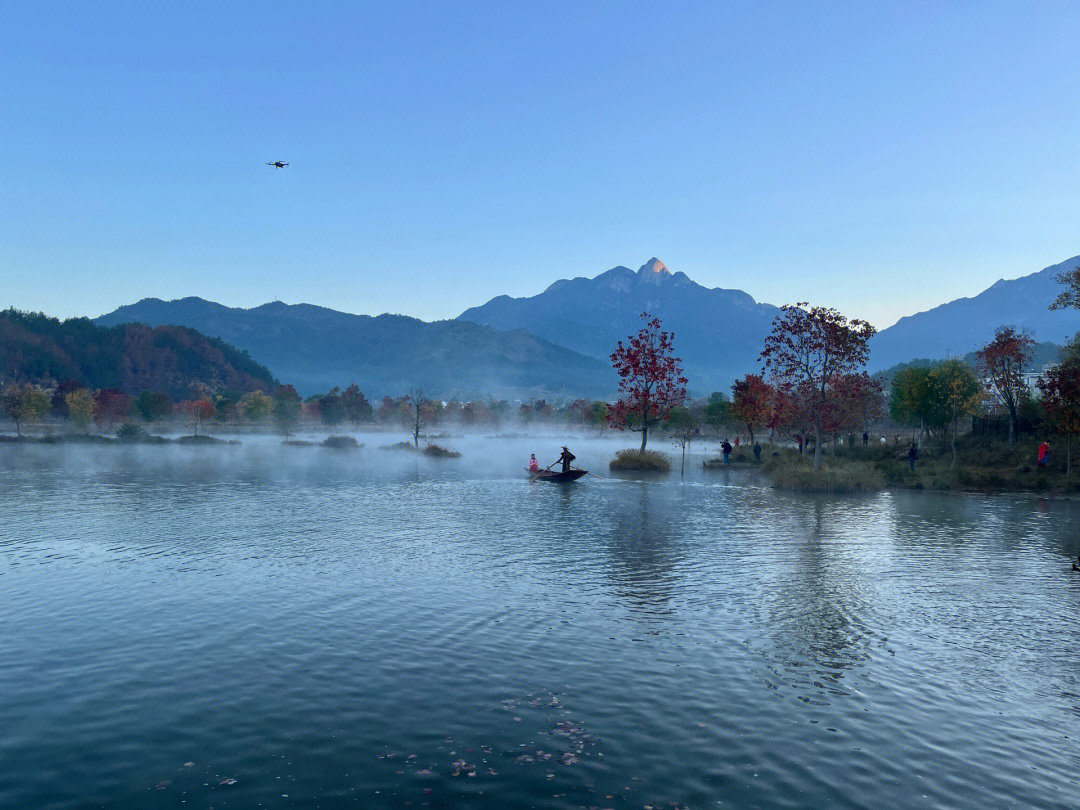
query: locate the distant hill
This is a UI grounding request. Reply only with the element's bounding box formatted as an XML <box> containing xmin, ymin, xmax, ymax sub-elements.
<box><xmin>873</xmin><ymin>341</ymin><xmax>1065</xmax><ymax>385</ymax></box>
<box><xmin>869</xmin><ymin>256</ymin><xmax>1080</xmax><ymax>370</ymax></box>
<box><xmin>95</xmin><ymin>298</ymin><xmax>610</xmax><ymax>399</ymax></box>
<box><xmin>1</xmin><ymin>308</ymin><xmax>276</xmax><ymax>399</ymax></box>
<box><xmin>458</xmin><ymin>258</ymin><xmax>781</xmax><ymax>393</ymax></box>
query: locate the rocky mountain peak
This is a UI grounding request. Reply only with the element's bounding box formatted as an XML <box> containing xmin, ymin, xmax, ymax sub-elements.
<box><xmin>638</xmin><ymin>257</ymin><xmax>670</xmax><ymax>276</ymax></box>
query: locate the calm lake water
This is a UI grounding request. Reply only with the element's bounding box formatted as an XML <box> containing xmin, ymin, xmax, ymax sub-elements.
<box><xmin>2</xmin><ymin>435</ymin><xmax>1080</xmax><ymax>809</ymax></box>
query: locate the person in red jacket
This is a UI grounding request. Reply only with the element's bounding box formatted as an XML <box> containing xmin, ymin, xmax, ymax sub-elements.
<box><xmin>1037</xmin><ymin>441</ymin><xmax>1050</xmax><ymax>468</ymax></box>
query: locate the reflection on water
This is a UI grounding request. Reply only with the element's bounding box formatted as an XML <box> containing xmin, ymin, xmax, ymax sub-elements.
<box><xmin>2</xmin><ymin>437</ymin><xmax>1080</xmax><ymax>809</ymax></box>
<box><xmin>607</xmin><ymin>482</ymin><xmax>685</xmax><ymax>614</ymax></box>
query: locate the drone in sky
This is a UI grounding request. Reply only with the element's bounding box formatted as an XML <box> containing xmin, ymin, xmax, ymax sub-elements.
<box><xmin>266</xmin><ymin>160</ymin><xmax>289</xmax><ymax>169</ymax></box>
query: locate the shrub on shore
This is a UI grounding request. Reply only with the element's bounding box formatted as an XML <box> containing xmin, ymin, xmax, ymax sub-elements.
<box><xmin>117</xmin><ymin>422</ymin><xmax>145</xmax><ymax>442</ymax></box>
<box><xmin>423</xmin><ymin>443</ymin><xmax>461</xmax><ymax>458</ymax></box>
<box><xmin>37</xmin><ymin>433</ymin><xmax>114</xmax><ymax>444</ymax></box>
<box><xmin>609</xmin><ymin>449</ymin><xmax>671</xmax><ymax>472</ymax></box>
<box><xmin>322</xmin><ymin>435</ymin><xmax>360</xmax><ymax>449</ymax></box>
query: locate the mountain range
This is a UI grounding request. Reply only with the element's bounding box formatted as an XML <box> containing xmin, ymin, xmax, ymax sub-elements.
<box><xmin>92</xmin><ymin>254</ymin><xmax>1080</xmax><ymax>398</ymax></box>
<box><xmin>458</xmin><ymin>258</ymin><xmax>780</xmax><ymax>392</ymax></box>
<box><xmin>866</xmin><ymin>255</ymin><xmax>1080</xmax><ymax>369</ymax></box>
<box><xmin>95</xmin><ymin>299</ymin><xmax>608</xmax><ymax>399</ymax></box>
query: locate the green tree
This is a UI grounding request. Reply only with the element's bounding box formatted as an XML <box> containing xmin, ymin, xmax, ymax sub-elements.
<box><xmin>319</xmin><ymin>388</ymin><xmax>346</xmax><ymax>427</ymax></box>
<box><xmin>213</xmin><ymin>391</ymin><xmax>240</xmax><ymax>424</ymax></box>
<box><xmin>19</xmin><ymin>387</ymin><xmax>51</xmax><ymax>433</ymax></box>
<box><xmin>66</xmin><ymin>388</ymin><xmax>96</xmax><ymax>432</ymax></box>
<box><xmin>590</xmin><ymin>401</ymin><xmax>610</xmax><ymax>432</ymax></box>
<box><xmin>927</xmin><ymin>360</ymin><xmax>983</xmax><ymax>467</ymax></box>
<box><xmin>272</xmin><ymin>385</ymin><xmax>303</xmax><ymax>439</ymax></box>
<box><xmin>3</xmin><ymin>384</ymin><xmax>51</xmax><ymax>437</ymax></box>
<box><xmin>340</xmin><ymin>385</ymin><xmax>372</xmax><ymax>426</ymax></box>
<box><xmin>135</xmin><ymin>391</ymin><xmax>173</xmax><ymax>422</ymax></box>
<box><xmin>890</xmin><ymin>366</ymin><xmax>935</xmax><ymax>443</ymax></box>
<box><xmin>2</xmin><ymin>385</ymin><xmax>24</xmax><ymax>436</ymax></box>
<box><xmin>239</xmin><ymin>390</ymin><xmax>273</xmax><ymax>423</ymax></box>
<box><xmin>703</xmin><ymin>392</ymin><xmax>730</xmax><ymax>436</ymax></box>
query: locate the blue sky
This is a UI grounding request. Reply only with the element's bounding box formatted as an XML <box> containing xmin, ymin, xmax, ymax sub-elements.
<box><xmin>3</xmin><ymin>1</ymin><xmax>1079</xmax><ymax>329</ymax></box>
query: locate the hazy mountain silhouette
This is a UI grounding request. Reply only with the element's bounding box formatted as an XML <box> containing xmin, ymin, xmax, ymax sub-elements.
<box><xmin>94</xmin><ymin>253</ymin><xmax>1080</xmax><ymax>399</ymax></box>
<box><xmin>458</xmin><ymin>258</ymin><xmax>781</xmax><ymax>393</ymax></box>
<box><xmin>869</xmin><ymin>255</ymin><xmax>1080</xmax><ymax>370</ymax></box>
<box><xmin>95</xmin><ymin>298</ymin><xmax>609</xmax><ymax>399</ymax></box>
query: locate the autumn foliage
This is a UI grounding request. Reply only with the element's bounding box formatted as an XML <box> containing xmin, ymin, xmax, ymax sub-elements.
<box><xmin>609</xmin><ymin>314</ymin><xmax>688</xmax><ymax>450</ymax></box>
<box><xmin>976</xmin><ymin>326</ymin><xmax>1035</xmax><ymax>448</ymax></box>
<box><xmin>731</xmin><ymin>374</ymin><xmax>773</xmax><ymax>444</ymax></box>
<box><xmin>1038</xmin><ymin>358</ymin><xmax>1080</xmax><ymax>476</ymax></box>
<box><xmin>760</xmin><ymin>303</ymin><xmax>876</xmax><ymax>468</ymax></box>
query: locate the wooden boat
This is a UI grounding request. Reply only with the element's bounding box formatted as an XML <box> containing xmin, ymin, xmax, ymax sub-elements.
<box><xmin>527</xmin><ymin>467</ymin><xmax>588</xmax><ymax>482</ymax></box>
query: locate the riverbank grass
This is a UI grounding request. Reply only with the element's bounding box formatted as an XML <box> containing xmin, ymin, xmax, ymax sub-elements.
<box><xmin>609</xmin><ymin>449</ymin><xmax>671</xmax><ymax>472</ymax></box>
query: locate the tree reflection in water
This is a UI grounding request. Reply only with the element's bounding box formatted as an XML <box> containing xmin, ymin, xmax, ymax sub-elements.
<box><xmin>749</xmin><ymin>496</ymin><xmax>883</xmax><ymax>700</ymax></box>
<box><xmin>606</xmin><ymin>481</ymin><xmax>687</xmax><ymax>617</ymax></box>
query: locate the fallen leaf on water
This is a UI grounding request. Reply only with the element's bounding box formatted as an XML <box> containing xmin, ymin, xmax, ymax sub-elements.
<box><xmin>219</xmin><ymin>778</ymin><xmax>237</xmax><ymax>786</ymax></box>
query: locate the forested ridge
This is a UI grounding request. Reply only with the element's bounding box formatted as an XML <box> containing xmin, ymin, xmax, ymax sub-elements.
<box><xmin>0</xmin><ymin>308</ymin><xmax>276</xmax><ymax>399</ymax></box>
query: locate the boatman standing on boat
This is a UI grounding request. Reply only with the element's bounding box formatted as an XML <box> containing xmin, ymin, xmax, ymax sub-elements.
<box><xmin>555</xmin><ymin>446</ymin><xmax>575</xmax><ymax>472</ymax></box>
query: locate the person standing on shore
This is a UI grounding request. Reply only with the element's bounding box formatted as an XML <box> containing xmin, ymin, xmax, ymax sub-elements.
<box><xmin>721</xmin><ymin>439</ymin><xmax>733</xmax><ymax>464</ymax></box>
<box><xmin>1037</xmin><ymin>440</ymin><xmax>1050</xmax><ymax>468</ymax></box>
<box><xmin>908</xmin><ymin>443</ymin><xmax>919</xmax><ymax>472</ymax></box>
<box><xmin>862</xmin><ymin>431</ymin><xmax>869</xmax><ymax>447</ymax></box>
<box><xmin>753</xmin><ymin>441</ymin><xmax>761</xmax><ymax>462</ymax></box>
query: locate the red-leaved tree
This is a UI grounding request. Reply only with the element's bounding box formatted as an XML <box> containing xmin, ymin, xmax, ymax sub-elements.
<box><xmin>93</xmin><ymin>389</ymin><xmax>133</xmax><ymax>428</ymax></box>
<box><xmin>820</xmin><ymin>373</ymin><xmax>884</xmax><ymax>447</ymax></box>
<box><xmin>731</xmin><ymin>374</ymin><xmax>773</xmax><ymax>445</ymax></box>
<box><xmin>1038</xmin><ymin>357</ymin><xmax>1080</xmax><ymax>477</ymax></box>
<box><xmin>976</xmin><ymin>326</ymin><xmax>1035</xmax><ymax>448</ymax></box>
<box><xmin>609</xmin><ymin>314</ymin><xmax>688</xmax><ymax>450</ymax></box>
<box><xmin>182</xmin><ymin>398</ymin><xmax>215</xmax><ymax>436</ymax></box>
<box><xmin>760</xmin><ymin>303</ymin><xmax>876</xmax><ymax>469</ymax></box>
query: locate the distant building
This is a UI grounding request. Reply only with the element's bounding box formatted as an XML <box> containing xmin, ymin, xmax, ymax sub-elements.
<box><xmin>1023</xmin><ymin>363</ymin><xmax>1058</xmax><ymax>394</ymax></box>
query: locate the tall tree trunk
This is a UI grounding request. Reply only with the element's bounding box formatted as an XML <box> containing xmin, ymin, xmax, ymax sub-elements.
<box><xmin>812</xmin><ymin>419</ymin><xmax>823</xmax><ymax>470</ymax></box>
<box><xmin>1068</xmin><ymin>435</ymin><xmax>1072</xmax><ymax>480</ymax></box>
<box><xmin>640</xmin><ymin>425</ymin><xmax>648</xmax><ymax>451</ymax></box>
<box><xmin>1008</xmin><ymin>408</ymin><xmax>1016</xmax><ymax>448</ymax></box>
<box><xmin>951</xmin><ymin>418</ymin><xmax>958</xmax><ymax>468</ymax></box>
<box><xmin>747</xmin><ymin>424</ymin><xmax>755</xmax><ymax>444</ymax></box>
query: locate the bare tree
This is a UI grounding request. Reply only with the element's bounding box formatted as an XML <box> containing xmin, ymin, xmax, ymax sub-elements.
<box><xmin>408</xmin><ymin>388</ymin><xmax>427</xmax><ymax>448</ymax></box>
